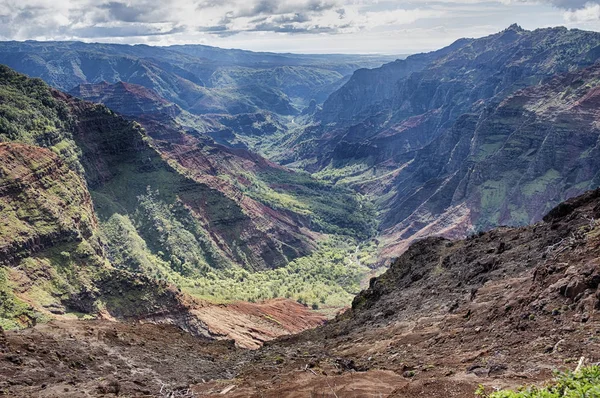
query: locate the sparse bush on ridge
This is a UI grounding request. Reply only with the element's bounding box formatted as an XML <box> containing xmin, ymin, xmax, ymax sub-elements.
<box><xmin>476</xmin><ymin>365</ymin><xmax>600</xmax><ymax>398</ymax></box>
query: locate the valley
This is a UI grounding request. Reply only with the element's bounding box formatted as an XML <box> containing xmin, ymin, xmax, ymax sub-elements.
<box><xmin>0</xmin><ymin>63</ymin><xmax>378</xmax><ymax>333</ymax></box>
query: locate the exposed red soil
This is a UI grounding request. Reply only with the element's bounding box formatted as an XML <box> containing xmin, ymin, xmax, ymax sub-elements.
<box><xmin>190</xmin><ymin>298</ymin><xmax>327</xmax><ymax>349</ymax></box>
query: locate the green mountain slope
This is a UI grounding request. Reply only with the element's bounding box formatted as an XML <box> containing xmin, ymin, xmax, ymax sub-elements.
<box><xmin>0</xmin><ymin>142</ymin><xmax>210</xmax><ymax>333</ymax></box>
<box><xmin>0</xmin><ymin>65</ymin><xmax>378</xmax><ymax>328</ymax></box>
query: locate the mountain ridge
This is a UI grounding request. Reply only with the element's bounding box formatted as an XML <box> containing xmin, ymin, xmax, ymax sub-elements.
<box><xmin>0</xmin><ymin>40</ymin><xmax>397</xmax><ymax>116</ymax></box>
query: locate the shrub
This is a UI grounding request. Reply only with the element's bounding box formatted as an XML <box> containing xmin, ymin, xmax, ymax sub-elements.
<box><xmin>476</xmin><ymin>365</ymin><xmax>600</xmax><ymax>397</ymax></box>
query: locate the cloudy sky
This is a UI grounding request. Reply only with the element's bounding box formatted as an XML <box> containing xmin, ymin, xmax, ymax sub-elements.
<box><xmin>1</xmin><ymin>0</ymin><xmax>600</xmax><ymax>53</ymax></box>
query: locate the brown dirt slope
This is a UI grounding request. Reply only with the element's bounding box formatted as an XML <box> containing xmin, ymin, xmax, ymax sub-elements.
<box><xmin>191</xmin><ymin>298</ymin><xmax>326</xmax><ymax>349</ymax></box>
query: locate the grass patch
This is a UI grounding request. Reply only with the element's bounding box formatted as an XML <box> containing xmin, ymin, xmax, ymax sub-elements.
<box><xmin>249</xmin><ymin>169</ymin><xmax>378</xmax><ymax>239</ymax></box>
<box><xmin>521</xmin><ymin>169</ymin><xmax>561</xmax><ymax>197</ymax></box>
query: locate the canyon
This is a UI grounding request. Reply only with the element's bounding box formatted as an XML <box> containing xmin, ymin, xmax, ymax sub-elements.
<box><xmin>0</xmin><ymin>25</ymin><xmax>600</xmax><ymax>397</ymax></box>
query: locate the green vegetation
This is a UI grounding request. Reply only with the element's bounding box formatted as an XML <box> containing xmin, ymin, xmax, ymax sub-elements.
<box><xmin>476</xmin><ymin>366</ymin><xmax>600</xmax><ymax>397</ymax></box>
<box><xmin>96</xmin><ymin>177</ymin><xmax>378</xmax><ymax>306</ymax></box>
<box><xmin>135</xmin><ymin>189</ymin><xmax>214</xmax><ymax>276</ymax></box>
<box><xmin>477</xmin><ymin>177</ymin><xmax>511</xmax><ymax>229</ymax></box>
<box><xmin>0</xmin><ymin>238</ymin><xmax>106</xmax><ymax>330</ymax></box>
<box><xmin>521</xmin><ymin>169</ymin><xmax>561</xmax><ymax>197</ymax></box>
<box><xmin>245</xmin><ymin>169</ymin><xmax>377</xmax><ymax>240</ymax></box>
<box><xmin>100</xmin><ymin>203</ymin><xmax>380</xmax><ymax>307</ymax></box>
<box><xmin>100</xmin><ymin>188</ymin><xmax>233</xmax><ymax>278</ymax></box>
<box><xmin>0</xmin><ymin>65</ymin><xmax>82</xmax><ymax>174</ymax></box>
<box><xmin>314</xmin><ymin>160</ymin><xmax>372</xmax><ymax>183</ymax></box>
<box><xmin>181</xmin><ymin>237</ymin><xmax>378</xmax><ymax>307</ymax></box>
<box><xmin>69</xmin><ymin>105</ymin><xmax>236</xmax><ymax>273</ymax></box>
<box><xmin>0</xmin><ymin>268</ymin><xmax>42</xmax><ymax>330</ymax></box>
<box><xmin>101</xmin><ymin>213</ymin><xmax>177</xmax><ymax>280</ymax></box>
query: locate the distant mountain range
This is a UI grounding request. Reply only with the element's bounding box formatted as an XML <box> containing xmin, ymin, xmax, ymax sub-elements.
<box><xmin>0</xmin><ymin>41</ymin><xmax>398</xmax><ymax>115</ymax></box>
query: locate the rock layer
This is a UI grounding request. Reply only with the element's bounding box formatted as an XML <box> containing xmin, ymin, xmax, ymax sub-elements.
<box><xmin>0</xmin><ymin>143</ymin><xmax>97</xmax><ymax>265</ymax></box>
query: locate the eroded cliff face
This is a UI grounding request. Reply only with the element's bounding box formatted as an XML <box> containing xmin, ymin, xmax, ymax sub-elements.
<box><xmin>69</xmin><ymin>81</ymin><xmax>182</xmax><ymax>119</ymax></box>
<box><xmin>65</xmin><ymin>80</ymin><xmax>376</xmax><ymax>273</ymax></box>
<box><xmin>0</xmin><ymin>143</ymin><xmax>105</xmax><ymax>328</ymax></box>
<box><xmin>286</xmin><ymin>25</ymin><xmax>600</xmax><ymax>260</ymax></box>
<box><xmin>0</xmin><ymin>142</ymin><xmax>202</xmax><ymax>332</ymax></box>
<box><xmin>380</xmin><ymin>62</ymin><xmax>600</xmax><ymax>257</ymax></box>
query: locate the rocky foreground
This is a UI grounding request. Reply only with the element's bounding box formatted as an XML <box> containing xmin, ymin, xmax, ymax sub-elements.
<box><xmin>2</xmin><ymin>189</ymin><xmax>599</xmax><ymax>397</ymax></box>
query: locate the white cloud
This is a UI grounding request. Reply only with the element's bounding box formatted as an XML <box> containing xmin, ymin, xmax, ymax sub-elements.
<box><xmin>0</xmin><ymin>0</ymin><xmax>596</xmax><ymax>53</ymax></box>
<box><xmin>501</xmin><ymin>0</ymin><xmax>596</xmax><ymax>8</ymax></box>
<box><xmin>0</xmin><ymin>0</ymin><xmax>452</xmax><ymax>40</ymax></box>
<box><xmin>564</xmin><ymin>2</ymin><xmax>600</xmax><ymax>21</ymax></box>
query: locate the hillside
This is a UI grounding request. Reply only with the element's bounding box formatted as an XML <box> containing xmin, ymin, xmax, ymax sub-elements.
<box><xmin>65</xmin><ymin>79</ymin><xmax>377</xmax><ymax>256</ymax></box>
<box><xmin>0</xmin><ymin>142</ymin><xmax>100</xmax><ymax>328</ymax></box>
<box><xmin>379</xmin><ymin>61</ymin><xmax>600</xmax><ymax>256</ymax></box>
<box><xmin>0</xmin><ymin>41</ymin><xmax>396</xmax><ymax>159</ymax></box>
<box><xmin>236</xmin><ymin>188</ymin><xmax>600</xmax><ymax>397</ymax></box>
<box><xmin>0</xmin><ymin>142</ymin><xmax>211</xmax><ymax>337</ymax></box>
<box><xmin>68</xmin><ymin>81</ymin><xmax>292</xmax><ymax>151</ymax></box>
<box><xmin>1</xmin><ymin>188</ymin><xmax>598</xmax><ymax>396</ymax></box>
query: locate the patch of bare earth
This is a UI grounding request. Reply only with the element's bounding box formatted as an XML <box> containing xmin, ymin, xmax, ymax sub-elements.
<box><xmin>190</xmin><ymin>298</ymin><xmax>327</xmax><ymax>349</ymax></box>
